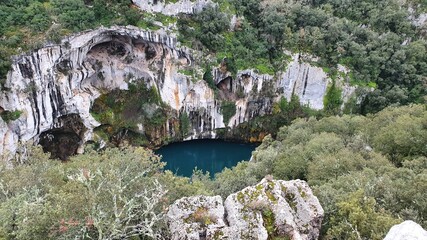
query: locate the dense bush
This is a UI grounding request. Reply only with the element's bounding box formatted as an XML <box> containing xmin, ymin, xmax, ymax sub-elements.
<box><xmin>0</xmin><ymin>145</ymin><xmax>214</xmax><ymax>239</ymax></box>
<box><xmin>208</xmin><ymin>104</ymin><xmax>427</xmax><ymax>239</ymax></box>
<box><xmin>91</xmin><ymin>81</ymin><xmax>168</xmax><ymax>144</ymax></box>
<box><xmin>220</xmin><ymin>101</ymin><xmax>237</xmax><ymax>126</ymax></box>
<box><xmin>0</xmin><ymin>105</ymin><xmax>425</xmax><ymax>239</ymax></box>
<box><xmin>0</xmin><ymin>110</ymin><xmax>22</xmax><ymax>122</ymax></box>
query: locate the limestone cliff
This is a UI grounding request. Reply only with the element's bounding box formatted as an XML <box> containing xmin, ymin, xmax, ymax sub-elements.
<box><xmin>132</xmin><ymin>0</ymin><xmax>213</xmax><ymax>16</ymax></box>
<box><xmin>0</xmin><ymin>26</ymin><xmax>195</xmax><ymax>158</ymax></box>
<box><xmin>0</xmin><ymin>25</ymin><xmax>353</xmax><ymax>159</ymax></box>
<box><xmin>166</xmin><ymin>178</ymin><xmax>324</xmax><ymax>240</ymax></box>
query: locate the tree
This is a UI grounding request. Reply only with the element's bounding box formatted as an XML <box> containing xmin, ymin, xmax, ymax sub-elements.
<box><xmin>52</xmin><ymin>0</ymin><xmax>95</xmax><ymax>31</ymax></box>
<box><xmin>0</xmin><ymin>147</ymin><xmax>170</xmax><ymax>239</ymax></box>
<box><xmin>324</xmin><ymin>80</ymin><xmax>343</xmax><ymax>115</ymax></box>
<box><xmin>326</xmin><ymin>190</ymin><xmax>400</xmax><ymax>240</ymax></box>
<box><xmin>179</xmin><ymin>111</ymin><xmax>190</xmax><ymax>137</ymax></box>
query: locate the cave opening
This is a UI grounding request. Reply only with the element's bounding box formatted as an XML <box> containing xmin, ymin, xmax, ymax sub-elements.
<box><xmin>38</xmin><ymin>114</ymin><xmax>86</xmax><ymax>160</ymax></box>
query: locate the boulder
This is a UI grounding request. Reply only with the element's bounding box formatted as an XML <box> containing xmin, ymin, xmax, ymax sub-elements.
<box><xmin>384</xmin><ymin>220</ymin><xmax>427</xmax><ymax>240</ymax></box>
<box><xmin>166</xmin><ymin>178</ymin><xmax>324</xmax><ymax>240</ymax></box>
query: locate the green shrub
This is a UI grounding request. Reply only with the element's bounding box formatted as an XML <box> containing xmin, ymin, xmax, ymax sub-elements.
<box><xmin>220</xmin><ymin>101</ymin><xmax>236</xmax><ymax>126</ymax></box>
<box><xmin>0</xmin><ymin>110</ymin><xmax>22</xmax><ymax>122</ymax></box>
<box><xmin>323</xmin><ymin>80</ymin><xmax>343</xmax><ymax>115</ymax></box>
<box><xmin>179</xmin><ymin>111</ymin><xmax>190</xmax><ymax>136</ymax></box>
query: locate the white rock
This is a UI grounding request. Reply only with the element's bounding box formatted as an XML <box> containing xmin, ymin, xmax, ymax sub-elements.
<box><xmin>384</xmin><ymin>220</ymin><xmax>427</xmax><ymax>240</ymax></box>
<box><xmin>132</xmin><ymin>0</ymin><xmax>213</xmax><ymax>16</ymax></box>
<box><xmin>277</xmin><ymin>54</ymin><xmax>329</xmax><ymax>110</ymax></box>
<box><xmin>0</xmin><ymin>25</ymin><xmax>354</xmax><ymax>159</ymax></box>
<box><xmin>167</xmin><ymin>195</ymin><xmax>226</xmax><ymax>240</ymax></box>
<box><xmin>167</xmin><ymin>178</ymin><xmax>324</xmax><ymax>240</ymax></box>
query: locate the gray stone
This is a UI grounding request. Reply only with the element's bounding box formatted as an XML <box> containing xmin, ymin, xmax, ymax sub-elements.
<box><xmin>384</xmin><ymin>220</ymin><xmax>427</xmax><ymax>240</ymax></box>
<box><xmin>166</xmin><ymin>178</ymin><xmax>324</xmax><ymax>240</ymax></box>
<box><xmin>132</xmin><ymin>0</ymin><xmax>213</xmax><ymax>16</ymax></box>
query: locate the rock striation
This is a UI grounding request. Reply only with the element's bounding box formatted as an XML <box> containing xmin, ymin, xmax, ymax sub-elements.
<box><xmin>166</xmin><ymin>178</ymin><xmax>324</xmax><ymax>240</ymax></box>
<box><xmin>0</xmin><ymin>26</ymin><xmax>191</xmax><ymax>157</ymax></box>
<box><xmin>384</xmin><ymin>220</ymin><xmax>427</xmax><ymax>240</ymax></box>
<box><xmin>0</xmin><ymin>24</ymin><xmax>352</xmax><ymax>159</ymax></box>
<box><xmin>132</xmin><ymin>0</ymin><xmax>213</xmax><ymax>16</ymax></box>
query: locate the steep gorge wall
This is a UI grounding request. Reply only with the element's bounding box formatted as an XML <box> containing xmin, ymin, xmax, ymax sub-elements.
<box><xmin>0</xmin><ymin>26</ymin><xmax>195</xmax><ymax>157</ymax></box>
<box><xmin>0</xmin><ymin>25</ymin><xmax>352</xmax><ymax>159</ymax></box>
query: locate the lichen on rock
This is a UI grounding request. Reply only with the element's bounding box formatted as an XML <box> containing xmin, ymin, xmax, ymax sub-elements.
<box><xmin>167</xmin><ymin>177</ymin><xmax>324</xmax><ymax>240</ymax></box>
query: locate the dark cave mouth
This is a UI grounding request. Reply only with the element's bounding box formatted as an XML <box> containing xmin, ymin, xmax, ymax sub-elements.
<box><xmin>39</xmin><ymin>130</ymin><xmax>81</xmax><ymax>160</ymax></box>
<box><xmin>38</xmin><ymin>114</ymin><xmax>86</xmax><ymax>160</ymax></box>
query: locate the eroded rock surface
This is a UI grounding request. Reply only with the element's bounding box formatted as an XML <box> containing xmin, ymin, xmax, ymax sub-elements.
<box><xmin>166</xmin><ymin>178</ymin><xmax>324</xmax><ymax>240</ymax></box>
<box><xmin>0</xmin><ymin>24</ymin><xmax>353</xmax><ymax>160</ymax></box>
<box><xmin>132</xmin><ymin>0</ymin><xmax>213</xmax><ymax>16</ymax></box>
<box><xmin>384</xmin><ymin>220</ymin><xmax>427</xmax><ymax>240</ymax></box>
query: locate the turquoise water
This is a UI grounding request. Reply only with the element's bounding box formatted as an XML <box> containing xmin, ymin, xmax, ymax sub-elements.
<box><xmin>156</xmin><ymin>139</ymin><xmax>257</xmax><ymax>178</ymax></box>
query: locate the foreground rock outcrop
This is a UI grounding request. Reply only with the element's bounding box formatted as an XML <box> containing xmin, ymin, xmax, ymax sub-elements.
<box><xmin>384</xmin><ymin>220</ymin><xmax>427</xmax><ymax>240</ymax></box>
<box><xmin>167</xmin><ymin>178</ymin><xmax>324</xmax><ymax>240</ymax></box>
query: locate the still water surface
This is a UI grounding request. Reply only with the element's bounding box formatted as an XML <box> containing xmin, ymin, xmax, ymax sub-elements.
<box><xmin>156</xmin><ymin>139</ymin><xmax>257</xmax><ymax>177</ymax></box>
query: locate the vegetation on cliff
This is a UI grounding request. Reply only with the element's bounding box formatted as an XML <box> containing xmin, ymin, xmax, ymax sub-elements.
<box><xmin>1</xmin><ymin>0</ymin><xmax>425</xmax><ymax>112</ymax></box>
<box><xmin>208</xmin><ymin>104</ymin><xmax>427</xmax><ymax>239</ymax></box>
<box><xmin>181</xmin><ymin>0</ymin><xmax>427</xmax><ymax>113</ymax></box>
<box><xmin>91</xmin><ymin>81</ymin><xmax>173</xmax><ymax>147</ymax></box>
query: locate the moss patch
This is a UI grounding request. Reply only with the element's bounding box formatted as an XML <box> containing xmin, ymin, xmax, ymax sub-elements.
<box><xmin>0</xmin><ymin>110</ymin><xmax>22</xmax><ymax>122</ymax></box>
<box><xmin>90</xmin><ymin>80</ymin><xmax>170</xmax><ymax>146</ymax></box>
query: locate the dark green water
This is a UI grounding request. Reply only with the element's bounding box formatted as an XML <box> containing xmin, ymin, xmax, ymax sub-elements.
<box><xmin>156</xmin><ymin>139</ymin><xmax>257</xmax><ymax>177</ymax></box>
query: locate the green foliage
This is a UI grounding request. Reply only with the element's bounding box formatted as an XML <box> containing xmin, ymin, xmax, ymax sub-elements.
<box><xmin>323</xmin><ymin>80</ymin><xmax>343</xmax><ymax>115</ymax></box>
<box><xmin>179</xmin><ymin>111</ymin><xmax>190</xmax><ymax>137</ymax></box>
<box><xmin>326</xmin><ymin>190</ymin><xmax>400</xmax><ymax>240</ymax></box>
<box><xmin>0</xmin><ymin>146</ymin><xmax>170</xmax><ymax>239</ymax></box>
<box><xmin>178</xmin><ymin>6</ymin><xmax>230</xmax><ymax>51</ymax></box>
<box><xmin>0</xmin><ymin>110</ymin><xmax>22</xmax><ymax>122</ymax></box>
<box><xmin>211</xmin><ymin>104</ymin><xmax>427</xmax><ymax>238</ymax></box>
<box><xmin>203</xmin><ymin>68</ymin><xmax>217</xmax><ymax>90</ymax></box>
<box><xmin>51</xmin><ymin>0</ymin><xmax>95</xmax><ymax>31</ymax></box>
<box><xmin>91</xmin><ymin>81</ymin><xmax>169</xmax><ymax>145</ymax></box>
<box><xmin>178</xmin><ymin>4</ymin><xmax>284</xmax><ymax>75</ymax></box>
<box><xmin>220</xmin><ymin>101</ymin><xmax>236</xmax><ymax>126</ymax></box>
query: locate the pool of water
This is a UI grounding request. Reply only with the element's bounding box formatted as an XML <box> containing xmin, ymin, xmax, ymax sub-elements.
<box><xmin>155</xmin><ymin>139</ymin><xmax>257</xmax><ymax>178</ymax></box>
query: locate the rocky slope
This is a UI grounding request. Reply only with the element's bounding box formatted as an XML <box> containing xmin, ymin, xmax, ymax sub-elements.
<box><xmin>0</xmin><ymin>23</ymin><xmax>353</xmax><ymax>159</ymax></box>
<box><xmin>167</xmin><ymin>177</ymin><xmax>324</xmax><ymax>240</ymax></box>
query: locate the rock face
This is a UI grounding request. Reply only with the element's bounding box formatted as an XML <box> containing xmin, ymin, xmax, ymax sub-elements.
<box><xmin>277</xmin><ymin>54</ymin><xmax>329</xmax><ymax>110</ymax></box>
<box><xmin>132</xmin><ymin>0</ymin><xmax>213</xmax><ymax>16</ymax></box>
<box><xmin>166</xmin><ymin>178</ymin><xmax>324</xmax><ymax>240</ymax></box>
<box><xmin>384</xmin><ymin>221</ymin><xmax>427</xmax><ymax>240</ymax></box>
<box><xmin>167</xmin><ymin>195</ymin><xmax>226</xmax><ymax>240</ymax></box>
<box><xmin>0</xmin><ymin>26</ymin><xmax>193</xmax><ymax>157</ymax></box>
<box><xmin>0</xmin><ymin>24</ymin><xmax>352</xmax><ymax>159</ymax></box>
